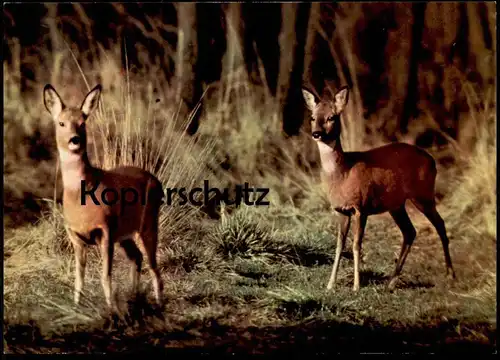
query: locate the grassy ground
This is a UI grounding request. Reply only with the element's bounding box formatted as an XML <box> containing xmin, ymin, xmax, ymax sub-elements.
<box><xmin>3</xmin><ymin>30</ymin><xmax>497</xmax><ymax>354</ymax></box>
<box><xmin>3</xmin><ymin>202</ymin><xmax>496</xmax><ymax>354</ymax></box>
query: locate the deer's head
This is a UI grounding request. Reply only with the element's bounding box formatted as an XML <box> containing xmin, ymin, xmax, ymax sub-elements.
<box><xmin>302</xmin><ymin>86</ymin><xmax>349</xmax><ymax>145</ymax></box>
<box><xmin>43</xmin><ymin>84</ymin><xmax>101</xmax><ymax>154</ymax></box>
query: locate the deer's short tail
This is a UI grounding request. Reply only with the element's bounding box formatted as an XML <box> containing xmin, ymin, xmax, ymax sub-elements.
<box><xmin>416</xmin><ymin>150</ymin><xmax>439</xmax><ymax>202</ymax></box>
<box><xmin>139</xmin><ymin>178</ymin><xmax>164</xmax><ymax>234</ymax></box>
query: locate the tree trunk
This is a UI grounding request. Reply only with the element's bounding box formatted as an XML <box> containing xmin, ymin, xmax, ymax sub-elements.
<box><xmin>277</xmin><ymin>3</ymin><xmax>298</xmax><ymax>104</ymax></box>
<box><xmin>175</xmin><ymin>3</ymin><xmax>199</xmax><ymax>129</ymax></box>
<box><xmin>282</xmin><ymin>3</ymin><xmax>311</xmax><ymax>136</ymax></box>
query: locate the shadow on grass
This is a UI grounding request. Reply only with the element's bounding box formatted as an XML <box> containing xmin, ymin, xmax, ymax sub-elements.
<box><xmin>4</xmin><ymin>313</ymin><xmax>495</xmax><ymax>355</ymax></box>
<box><xmin>159</xmin><ymin>252</ymin><xmax>204</xmax><ymax>274</ymax></box>
<box><xmin>264</xmin><ymin>241</ymin><xmax>332</xmax><ymax>267</ymax></box>
<box><xmin>276</xmin><ymin>299</ymin><xmax>325</xmax><ymax>320</ymax></box>
<box><xmin>105</xmin><ymin>292</ymin><xmax>166</xmax><ymax>329</ymax></box>
<box><xmin>398</xmin><ymin>278</ymin><xmax>435</xmax><ymax>290</ymax></box>
<box><xmin>360</xmin><ymin>270</ymin><xmax>391</xmax><ymax>286</ymax></box>
<box><xmin>185</xmin><ymin>291</ymin><xmax>261</xmax><ymax>307</ymax></box>
<box><xmin>357</xmin><ymin>270</ymin><xmax>435</xmax><ymax>290</ymax></box>
<box><xmin>236</xmin><ymin>268</ymin><xmax>274</xmax><ymax>281</ymax></box>
<box><xmin>283</xmin><ymin>244</ymin><xmax>332</xmax><ymax>267</ymax></box>
<box><xmin>341</xmin><ymin>250</ymin><xmax>353</xmax><ymax>260</ymax></box>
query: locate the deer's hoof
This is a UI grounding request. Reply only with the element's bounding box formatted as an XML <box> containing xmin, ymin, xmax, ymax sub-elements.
<box><xmin>387</xmin><ymin>278</ymin><xmax>398</xmax><ymax>292</ymax></box>
<box><xmin>446</xmin><ymin>271</ymin><xmax>457</xmax><ymax>282</ymax></box>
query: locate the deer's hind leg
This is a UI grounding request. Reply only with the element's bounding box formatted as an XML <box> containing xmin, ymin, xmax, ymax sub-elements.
<box><xmin>119</xmin><ymin>237</ymin><xmax>143</xmax><ymax>298</ymax></box>
<box><xmin>387</xmin><ymin>205</ymin><xmax>417</xmax><ymax>291</ymax></box>
<box><xmin>139</xmin><ymin>231</ymin><xmax>163</xmax><ymax>305</ymax></box>
<box><xmin>137</xmin><ymin>215</ymin><xmax>163</xmax><ymax>306</ymax></box>
<box><xmin>411</xmin><ymin>197</ymin><xmax>456</xmax><ymax>281</ymax></box>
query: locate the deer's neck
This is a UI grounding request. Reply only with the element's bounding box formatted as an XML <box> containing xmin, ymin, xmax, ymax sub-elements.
<box><xmin>59</xmin><ymin>150</ymin><xmax>95</xmax><ymax>191</ymax></box>
<box><xmin>316</xmin><ymin>138</ymin><xmax>345</xmax><ymax>176</ymax></box>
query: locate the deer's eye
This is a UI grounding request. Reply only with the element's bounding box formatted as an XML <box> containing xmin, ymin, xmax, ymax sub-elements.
<box><xmin>59</xmin><ymin>122</ymin><xmax>65</xmax><ymax>127</ymax></box>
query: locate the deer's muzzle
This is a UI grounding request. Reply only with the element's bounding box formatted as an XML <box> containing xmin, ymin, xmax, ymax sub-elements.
<box><xmin>68</xmin><ymin>136</ymin><xmax>82</xmax><ymax>151</ymax></box>
<box><xmin>69</xmin><ymin>136</ymin><xmax>81</xmax><ymax>145</ymax></box>
<box><xmin>312</xmin><ymin>131</ymin><xmax>323</xmax><ymax>140</ymax></box>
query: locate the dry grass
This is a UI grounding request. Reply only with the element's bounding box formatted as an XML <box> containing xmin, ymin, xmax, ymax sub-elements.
<box><xmin>3</xmin><ymin>5</ymin><xmax>496</xmax><ymax>354</ymax></box>
<box><xmin>442</xmin><ymin>85</ymin><xmax>496</xmax><ymax>240</ymax></box>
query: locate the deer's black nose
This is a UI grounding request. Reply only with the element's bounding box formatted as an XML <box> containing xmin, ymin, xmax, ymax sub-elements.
<box><xmin>69</xmin><ymin>136</ymin><xmax>81</xmax><ymax>145</ymax></box>
<box><xmin>312</xmin><ymin>131</ymin><xmax>322</xmax><ymax>139</ymax></box>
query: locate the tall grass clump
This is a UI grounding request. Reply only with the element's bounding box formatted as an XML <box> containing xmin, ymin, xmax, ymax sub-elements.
<box><xmin>49</xmin><ymin>43</ymin><xmax>223</xmax><ymax>239</ymax></box>
<box><xmin>208</xmin><ymin>206</ymin><xmax>276</xmax><ymax>260</ymax></box>
<box><xmin>443</xmin><ymin>85</ymin><xmax>496</xmax><ymax>241</ymax></box>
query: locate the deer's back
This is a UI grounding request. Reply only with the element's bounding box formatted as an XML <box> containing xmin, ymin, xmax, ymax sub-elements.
<box><xmin>329</xmin><ymin>143</ymin><xmax>437</xmax><ymax>214</ymax></box>
<box><xmin>108</xmin><ymin>166</ymin><xmax>164</xmax><ymax>198</ymax></box>
<box><xmin>104</xmin><ymin>166</ymin><xmax>165</xmax><ymax>213</ymax></box>
<box><xmin>63</xmin><ymin>166</ymin><xmax>164</xmax><ymax>238</ymax></box>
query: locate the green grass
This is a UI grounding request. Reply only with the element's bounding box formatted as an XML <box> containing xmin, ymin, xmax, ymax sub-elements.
<box><xmin>4</xmin><ymin>197</ymin><xmax>496</xmax><ymax>353</ymax></box>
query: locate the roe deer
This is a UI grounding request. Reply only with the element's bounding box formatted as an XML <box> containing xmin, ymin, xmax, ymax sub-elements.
<box><xmin>44</xmin><ymin>84</ymin><xmax>165</xmax><ymax>307</ymax></box>
<box><xmin>302</xmin><ymin>86</ymin><xmax>456</xmax><ymax>292</ymax></box>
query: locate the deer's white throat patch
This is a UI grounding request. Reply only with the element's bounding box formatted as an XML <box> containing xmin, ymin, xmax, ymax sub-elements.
<box><xmin>59</xmin><ymin>149</ymin><xmax>86</xmax><ymax>191</ymax></box>
<box><xmin>316</xmin><ymin>141</ymin><xmax>338</xmax><ymax>174</ymax></box>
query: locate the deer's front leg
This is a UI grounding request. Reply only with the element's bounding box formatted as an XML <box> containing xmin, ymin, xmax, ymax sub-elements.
<box><xmin>327</xmin><ymin>214</ymin><xmax>351</xmax><ymax>290</ymax></box>
<box><xmin>67</xmin><ymin>228</ymin><xmax>88</xmax><ymax>305</ymax></box>
<box><xmin>352</xmin><ymin>212</ymin><xmax>367</xmax><ymax>292</ymax></box>
<box><xmin>99</xmin><ymin>227</ymin><xmax>114</xmax><ymax>308</ymax></box>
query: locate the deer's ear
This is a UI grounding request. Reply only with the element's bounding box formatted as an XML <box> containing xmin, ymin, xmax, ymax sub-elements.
<box><xmin>302</xmin><ymin>88</ymin><xmax>318</xmax><ymax>112</ymax></box>
<box><xmin>80</xmin><ymin>84</ymin><xmax>102</xmax><ymax>118</ymax></box>
<box><xmin>333</xmin><ymin>86</ymin><xmax>349</xmax><ymax>113</ymax></box>
<box><xmin>43</xmin><ymin>84</ymin><xmax>65</xmax><ymax>120</ymax></box>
